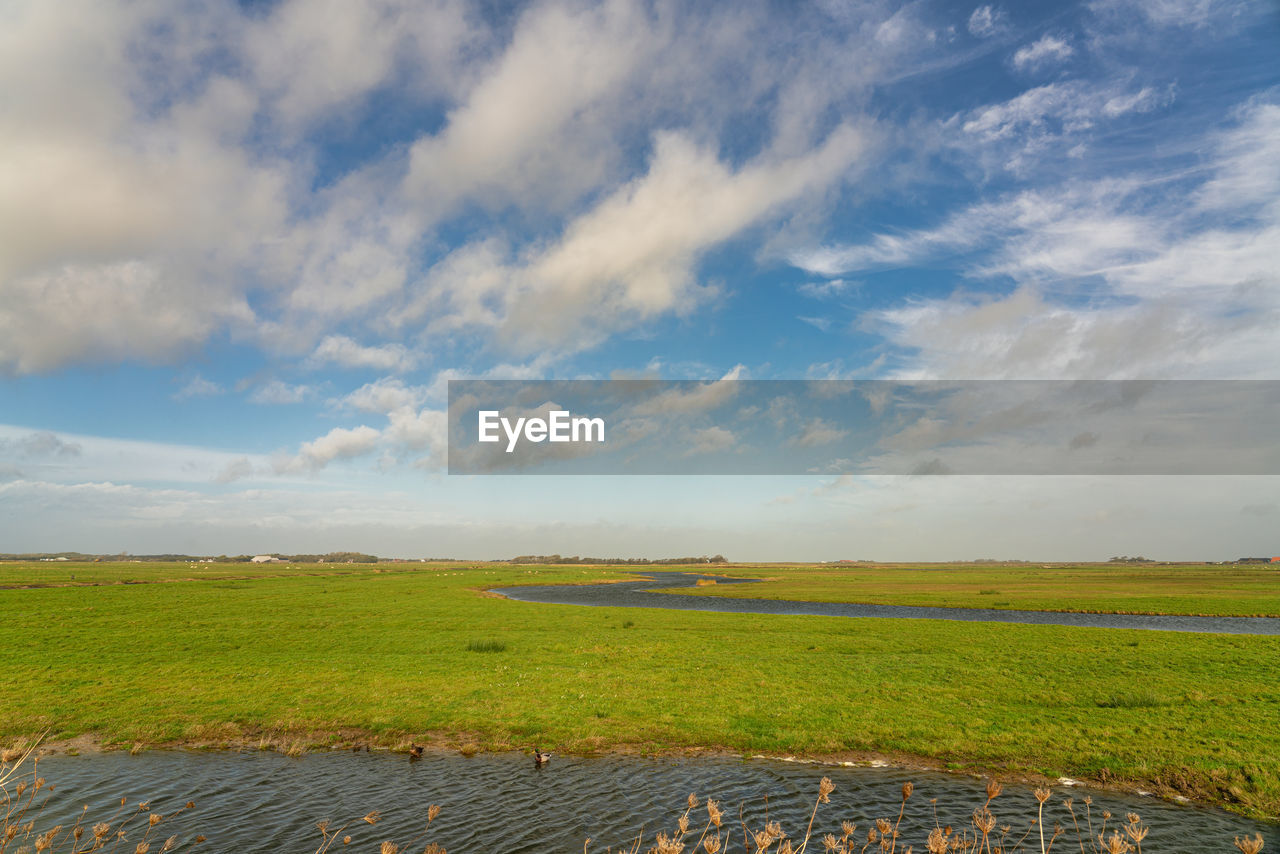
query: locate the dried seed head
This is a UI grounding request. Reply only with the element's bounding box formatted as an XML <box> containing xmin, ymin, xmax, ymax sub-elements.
<box><xmin>688</xmin><ymin>793</ymin><xmax>700</xmax><ymax>810</ymax></box>
<box><xmin>186</xmin><ymin>801</ymin><xmax>195</xmax><ymax>810</ymax></box>
<box><xmin>74</xmin><ymin>826</ymin><xmax>85</xmax><ymax>841</ymax></box>
<box><xmin>1125</xmin><ymin>813</ymin><xmax>1140</xmax><ymax>825</ymax></box>
<box><xmin>1125</xmin><ymin>823</ymin><xmax>1149</xmax><ymax>844</ymax></box>
<box><xmin>842</xmin><ymin>821</ymin><xmax>856</xmax><ymax>837</ymax></box>
<box><xmin>380</xmin><ymin>841</ymin><xmax>398</xmax><ymax>854</ymax></box>
<box><xmin>703</xmin><ymin>836</ymin><xmax>721</xmax><ymax>854</ymax></box>
<box><xmin>94</xmin><ymin>822</ymin><xmax>111</xmax><ymax>839</ymax></box>
<box><xmin>343</xmin><ymin>835</ymin><xmax>352</xmax><ymax>845</ymax></box>
<box><xmin>1234</xmin><ymin>834</ymin><xmax>1264</xmax><ymax>854</ymax></box>
<box><xmin>876</xmin><ymin>819</ymin><xmax>892</xmax><ymax>835</ymax></box>
<box><xmin>706</xmin><ymin>799</ymin><xmax>723</xmax><ymax>828</ymax></box>
<box><xmin>1034</xmin><ymin>788</ymin><xmax>1052</xmax><ymax>805</ymax></box>
<box><xmin>902</xmin><ymin>782</ymin><xmax>913</xmax><ymax>801</ymax></box>
<box><xmin>35</xmin><ymin>827</ymin><xmax>61</xmax><ymax>852</ymax></box>
<box><xmin>162</xmin><ymin>835</ymin><xmax>178</xmax><ymax>852</ymax></box>
<box><xmin>818</xmin><ymin>777</ymin><xmax>835</xmax><ymax>803</ymax></box>
<box><xmin>1099</xmin><ymin>830</ymin><xmax>1131</xmax><ymax>854</ymax></box>
<box><xmin>2</xmin><ymin>747</ymin><xmax>22</xmax><ymax>762</ymax></box>
<box><xmin>135</xmin><ymin>843</ymin><xmax>151</xmax><ymax>854</ymax></box>
<box><xmin>985</xmin><ymin>780</ymin><xmax>1002</xmax><ymax>800</ymax></box>
<box><xmin>678</xmin><ymin>815</ymin><xmax>690</xmax><ymax>834</ymax></box>
<box><xmin>428</xmin><ymin>804</ymin><xmax>441</xmax><ymax>823</ymax></box>
<box><xmin>194</xmin><ymin>835</ymin><xmax>207</xmax><ymax>844</ymax></box>
<box><xmin>363</xmin><ymin>811</ymin><xmax>381</xmax><ymax>825</ymax></box>
<box><xmin>656</xmin><ymin>831</ymin><xmax>685</xmax><ymax>854</ymax></box>
<box><xmin>149</xmin><ymin>813</ymin><xmax>163</xmax><ymax>827</ymax></box>
<box><xmin>823</xmin><ymin>833</ymin><xmax>838</xmax><ymax>851</ymax></box>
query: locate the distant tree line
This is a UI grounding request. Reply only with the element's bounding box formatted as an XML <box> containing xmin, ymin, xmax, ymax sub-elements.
<box><xmin>0</xmin><ymin>551</ymin><xmax>380</xmax><ymax>563</ymax></box>
<box><xmin>507</xmin><ymin>554</ymin><xmax>727</xmax><ymax>565</ymax></box>
<box><xmin>213</xmin><ymin>552</ymin><xmax>379</xmax><ymax>563</ymax></box>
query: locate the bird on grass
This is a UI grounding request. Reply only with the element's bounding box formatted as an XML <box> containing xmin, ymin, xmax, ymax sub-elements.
<box><xmin>409</xmin><ymin>745</ymin><xmax>424</xmax><ymax>759</ymax></box>
<box><xmin>533</xmin><ymin>748</ymin><xmax>551</xmax><ymax>767</ymax></box>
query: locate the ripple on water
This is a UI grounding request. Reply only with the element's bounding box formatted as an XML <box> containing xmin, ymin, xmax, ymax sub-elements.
<box><xmin>27</xmin><ymin>751</ymin><xmax>1274</xmax><ymax>854</ymax></box>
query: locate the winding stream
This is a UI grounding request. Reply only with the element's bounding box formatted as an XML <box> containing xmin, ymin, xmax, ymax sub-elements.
<box><xmin>494</xmin><ymin>572</ymin><xmax>1280</xmax><ymax>634</ymax></box>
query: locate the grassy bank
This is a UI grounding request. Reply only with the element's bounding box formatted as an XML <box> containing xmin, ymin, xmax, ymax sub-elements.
<box><xmin>668</xmin><ymin>563</ymin><xmax>1280</xmax><ymax>616</ymax></box>
<box><xmin>4</xmin><ymin>561</ymin><xmax>1280</xmax><ymax>820</ymax></box>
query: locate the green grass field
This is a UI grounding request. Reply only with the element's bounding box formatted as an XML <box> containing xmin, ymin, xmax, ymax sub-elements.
<box><xmin>4</xmin><ymin>561</ymin><xmax>1280</xmax><ymax>819</ymax></box>
<box><xmin>667</xmin><ymin>563</ymin><xmax>1280</xmax><ymax>616</ymax></box>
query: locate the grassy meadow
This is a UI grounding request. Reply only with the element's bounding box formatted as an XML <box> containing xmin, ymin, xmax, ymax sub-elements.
<box><xmin>3</xmin><ymin>561</ymin><xmax>1280</xmax><ymax>820</ymax></box>
<box><xmin>670</xmin><ymin>562</ymin><xmax>1280</xmax><ymax>617</ymax></box>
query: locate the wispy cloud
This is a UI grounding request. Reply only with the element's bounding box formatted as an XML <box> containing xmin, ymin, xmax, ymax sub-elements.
<box><xmin>1011</xmin><ymin>34</ymin><xmax>1074</xmax><ymax>70</ymax></box>
<box><xmin>173</xmin><ymin>376</ymin><xmax>225</xmax><ymax>400</ymax></box>
<box><xmin>249</xmin><ymin>379</ymin><xmax>314</xmax><ymax>405</ymax></box>
<box><xmin>307</xmin><ymin>336</ymin><xmax>418</xmax><ymax>373</ymax></box>
<box><xmin>967</xmin><ymin>5</ymin><xmax>1004</xmax><ymax>37</ymax></box>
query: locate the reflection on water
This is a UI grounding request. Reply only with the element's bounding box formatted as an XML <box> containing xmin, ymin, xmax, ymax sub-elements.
<box><xmin>497</xmin><ymin>572</ymin><xmax>1280</xmax><ymax>635</ymax></box>
<box><xmin>29</xmin><ymin>751</ymin><xmax>1272</xmax><ymax>853</ymax></box>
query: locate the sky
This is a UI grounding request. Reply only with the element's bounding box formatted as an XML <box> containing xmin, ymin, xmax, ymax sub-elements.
<box><xmin>0</xmin><ymin>0</ymin><xmax>1277</xmax><ymax>560</ymax></box>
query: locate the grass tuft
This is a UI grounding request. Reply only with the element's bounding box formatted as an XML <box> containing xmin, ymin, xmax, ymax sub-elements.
<box><xmin>466</xmin><ymin>639</ymin><xmax>507</xmax><ymax>653</ymax></box>
<box><xmin>1096</xmin><ymin>690</ymin><xmax>1165</xmax><ymax>708</ymax></box>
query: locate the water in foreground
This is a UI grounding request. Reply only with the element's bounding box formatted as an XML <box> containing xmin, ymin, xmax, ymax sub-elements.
<box><xmin>29</xmin><ymin>751</ymin><xmax>1273</xmax><ymax>853</ymax></box>
<box><xmin>496</xmin><ymin>572</ymin><xmax>1280</xmax><ymax>634</ymax></box>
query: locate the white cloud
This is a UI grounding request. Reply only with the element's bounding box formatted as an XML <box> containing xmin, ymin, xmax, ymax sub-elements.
<box><xmin>0</xmin><ymin>424</ymin><xmax>274</xmax><ymax>486</ymax></box>
<box><xmin>244</xmin><ymin>0</ymin><xmax>474</xmax><ymax>131</ymax></box>
<box><xmin>308</xmin><ymin>335</ymin><xmax>419</xmax><ymax>372</ymax></box>
<box><xmin>174</xmin><ymin>375</ymin><xmax>225</xmax><ymax>400</ymax></box>
<box><xmin>249</xmin><ymin>380</ymin><xmax>314</xmax><ymax>405</ymax></box>
<box><xmin>967</xmin><ymin>5</ymin><xmax>1003</xmax><ymax>37</ymax></box>
<box><xmin>428</xmin><ymin>125</ymin><xmax>867</xmax><ymax>354</ymax></box>
<box><xmin>403</xmin><ymin>0</ymin><xmax>656</xmax><ymax>217</ymax></box>
<box><xmin>791</xmin><ymin>418</ymin><xmax>848</xmax><ymax>448</ymax></box>
<box><xmin>338</xmin><ymin>377</ymin><xmax>430</xmax><ymax>414</ymax></box>
<box><xmin>279</xmin><ymin>425</ymin><xmax>382</xmax><ymax>472</ymax></box>
<box><xmin>798</xmin><ymin>278</ymin><xmax>860</xmax><ymax>299</ymax></box>
<box><xmin>686</xmin><ymin>426</ymin><xmax>736</xmax><ymax>457</ymax></box>
<box><xmin>0</xmin><ymin>430</ymin><xmax>82</xmax><ymax>458</ymax></box>
<box><xmin>1011</xmin><ymin>34</ymin><xmax>1074</xmax><ymax>70</ymax></box>
<box><xmin>797</xmin><ymin>97</ymin><xmax>1280</xmax><ymax>379</ymax></box>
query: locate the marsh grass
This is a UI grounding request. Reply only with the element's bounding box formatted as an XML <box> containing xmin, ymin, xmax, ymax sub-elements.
<box><xmin>1</xmin><ymin>738</ymin><xmax>202</xmax><ymax>853</ymax></box>
<box><xmin>465</xmin><ymin>640</ymin><xmax>508</xmax><ymax>653</ymax></box>
<box><xmin>605</xmin><ymin>777</ymin><xmax>1268</xmax><ymax>854</ymax></box>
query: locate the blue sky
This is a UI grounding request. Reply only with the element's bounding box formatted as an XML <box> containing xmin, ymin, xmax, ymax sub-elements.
<box><xmin>1</xmin><ymin>0</ymin><xmax>1277</xmax><ymax>559</ymax></box>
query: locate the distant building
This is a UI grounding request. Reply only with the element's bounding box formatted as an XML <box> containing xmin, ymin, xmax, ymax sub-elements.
<box><xmin>250</xmin><ymin>555</ymin><xmax>282</xmax><ymax>563</ymax></box>
<box><xmin>1272</xmin><ymin>557</ymin><xmax>1280</xmax><ymax>563</ymax></box>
